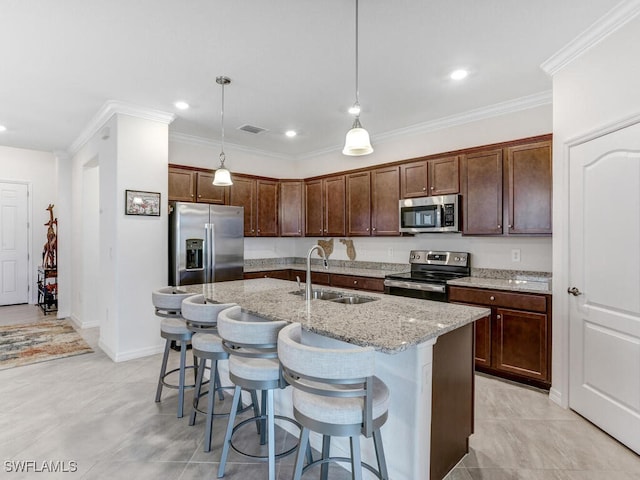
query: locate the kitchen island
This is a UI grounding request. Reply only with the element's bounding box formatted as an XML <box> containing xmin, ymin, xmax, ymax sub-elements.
<box><xmin>181</xmin><ymin>278</ymin><xmax>490</xmax><ymax>480</ymax></box>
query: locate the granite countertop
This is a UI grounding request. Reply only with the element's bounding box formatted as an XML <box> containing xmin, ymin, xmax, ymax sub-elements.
<box><xmin>180</xmin><ymin>278</ymin><xmax>489</xmax><ymax>354</ymax></box>
<box><xmin>244</xmin><ymin>259</ymin><xmax>552</xmax><ymax>294</ymax></box>
<box><xmin>447</xmin><ymin>276</ymin><xmax>552</xmax><ymax>295</ymax></box>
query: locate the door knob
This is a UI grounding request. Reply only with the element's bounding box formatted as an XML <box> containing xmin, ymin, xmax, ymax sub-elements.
<box><xmin>567</xmin><ymin>287</ymin><xmax>582</xmax><ymax>296</ymax></box>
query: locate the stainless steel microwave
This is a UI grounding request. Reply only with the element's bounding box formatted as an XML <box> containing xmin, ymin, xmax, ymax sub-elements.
<box><xmin>399</xmin><ymin>194</ymin><xmax>461</xmax><ymax>233</ymax></box>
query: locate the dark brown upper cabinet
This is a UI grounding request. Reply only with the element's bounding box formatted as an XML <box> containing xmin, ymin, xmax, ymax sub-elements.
<box><xmin>400</xmin><ymin>156</ymin><xmax>459</xmax><ymax>198</ymax></box>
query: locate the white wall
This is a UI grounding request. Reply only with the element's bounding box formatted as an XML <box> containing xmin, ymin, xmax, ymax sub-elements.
<box><xmin>0</xmin><ymin>145</ymin><xmax>57</xmax><ymax>305</ymax></box>
<box><xmin>302</xmin><ymin>104</ymin><xmax>552</xmax><ymax>178</ymax></box>
<box><xmin>175</xmin><ymin>105</ymin><xmax>554</xmax><ymax>272</ymax></box>
<box><xmin>551</xmin><ymin>14</ymin><xmax>640</xmax><ymax>406</ymax></box>
<box><xmin>70</xmin><ymin>113</ymin><xmax>170</xmax><ymax>361</ymax></box>
<box><xmin>169</xmin><ymin>137</ymin><xmax>299</xmax><ymax>178</ymax></box>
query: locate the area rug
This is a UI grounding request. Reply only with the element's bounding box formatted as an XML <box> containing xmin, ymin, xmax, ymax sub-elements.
<box><xmin>0</xmin><ymin>319</ymin><xmax>93</xmax><ymax>370</ymax></box>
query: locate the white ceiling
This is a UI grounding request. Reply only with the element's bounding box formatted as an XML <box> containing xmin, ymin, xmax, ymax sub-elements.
<box><xmin>0</xmin><ymin>0</ymin><xmax>621</xmax><ymax>158</ymax></box>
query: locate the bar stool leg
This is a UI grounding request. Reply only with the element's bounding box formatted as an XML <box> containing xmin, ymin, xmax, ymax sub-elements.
<box><xmin>155</xmin><ymin>339</ymin><xmax>171</xmax><ymax>403</ymax></box>
<box><xmin>260</xmin><ymin>390</ymin><xmax>268</xmax><ymax>445</ymax></box>
<box><xmin>292</xmin><ymin>427</ymin><xmax>310</xmax><ymax>480</ymax></box>
<box><xmin>350</xmin><ymin>435</ymin><xmax>363</xmax><ymax>480</ymax></box>
<box><xmin>189</xmin><ymin>357</ymin><xmax>207</xmax><ymax>426</ymax></box>
<box><xmin>266</xmin><ymin>389</ymin><xmax>276</xmax><ymax>480</ymax></box>
<box><xmin>321</xmin><ymin>435</ymin><xmax>331</xmax><ymax>480</ymax></box>
<box><xmin>204</xmin><ymin>362</ymin><xmax>217</xmax><ymax>452</ymax></box>
<box><xmin>372</xmin><ymin>428</ymin><xmax>389</xmax><ymax>480</ymax></box>
<box><xmin>178</xmin><ymin>340</ymin><xmax>188</xmax><ymax>418</ymax></box>
<box><xmin>218</xmin><ymin>385</ymin><xmax>242</xmax><ymax>478</ymax></box>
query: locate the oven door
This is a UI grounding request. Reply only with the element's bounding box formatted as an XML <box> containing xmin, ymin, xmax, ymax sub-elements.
<box><xmin>384</xmin><ymin>278</ymin><xmax>448</xmax><ymax>302</ymax></box>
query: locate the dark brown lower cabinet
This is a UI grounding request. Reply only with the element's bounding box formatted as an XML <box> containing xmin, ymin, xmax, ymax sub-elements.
<box><xmin>243</xmin><ymin>270</ymin><xmax>290</xmax><ymax>281</ymax></box>
<box><xmin>449</xmin><ymin>286</ymin><xmax>551</xmax><ymax>389</ymax></box>
<box><xmin>431</xmin><ymin>323</ymin><xmax>474</xmax><ymax>480</ymax></box>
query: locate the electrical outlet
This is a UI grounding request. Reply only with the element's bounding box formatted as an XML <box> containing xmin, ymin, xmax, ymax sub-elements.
<box><xmin>511</xmin><ymin>249</ymin><xmax>521</xmax><ymax>262</ymax></box>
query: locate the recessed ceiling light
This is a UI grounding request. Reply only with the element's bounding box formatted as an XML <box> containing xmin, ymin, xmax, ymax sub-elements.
<box><xmin>174</xmin><ymin>101</ymin><xmax>190</xmax><ymax>110</ymax></box>
<box><xmin>0</xmin><ymin>125</ymin><xmax>6</xmax><ymax>132</ymax></box>
<box><xmin>285</xmin><ymin>130</ymin><xmax>297</xmax><ymax>138</ymax></box>
<box><xmin>450</xmin><ymin>69</ymin><xmax>469</xmax><ymax>81</ymax></box>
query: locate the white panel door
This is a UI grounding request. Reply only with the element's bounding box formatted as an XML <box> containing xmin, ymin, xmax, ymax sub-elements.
<box><xmin>0</xmin><ymin>182</ymin><xmax>29</xmax><ymax>305</ymax></box>
<box><xmin>568</xmin><ymin>122</ymin><xmax>640</xmax><ymax>454</ymax></box>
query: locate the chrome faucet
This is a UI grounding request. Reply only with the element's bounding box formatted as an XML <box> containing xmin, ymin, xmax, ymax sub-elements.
<box><xmin>306</xmin><ymin>245</ymin><xmax>329</xmax><ymax>300</ymax></box>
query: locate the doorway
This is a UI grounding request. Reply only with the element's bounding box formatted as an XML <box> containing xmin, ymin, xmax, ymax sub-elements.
<box><xmin>0</xmin><ymin>182</ymin><xmax>29</xmax><ymax>306</ymax></box>
<box><xmin>568</xmin><ymin>120</ymin><xmax>640</xmax><ymax>454</ymax></box>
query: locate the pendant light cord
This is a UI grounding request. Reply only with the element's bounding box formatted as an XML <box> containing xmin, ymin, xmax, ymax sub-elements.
<box><xmin>220</xmin><ymin>80</ymin><xmax>226</xmax><ymax>166</ymax></box>
<box><xmin>354</xmin><ymin>0</ymin><xmax>360</xmax><ymax>109</ymax></box>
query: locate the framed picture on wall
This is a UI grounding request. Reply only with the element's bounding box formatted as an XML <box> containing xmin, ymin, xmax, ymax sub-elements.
<box><xmin>125</xmin><ymin>190</ymin><xmax>161</xmax><ymax>216</ymax></box>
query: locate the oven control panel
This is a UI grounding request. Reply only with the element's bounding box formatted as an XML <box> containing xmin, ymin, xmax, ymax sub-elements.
<box><xmin>409</xmin><ymin>250</ymin><xmax>469</xmax><ymax>266</ymax></box>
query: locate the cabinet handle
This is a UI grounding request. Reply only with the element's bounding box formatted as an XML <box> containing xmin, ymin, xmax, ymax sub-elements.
<box><xmin>366</xmin><ymin>228</ymin><xmax>369</xmax><ymax>231</ymax></box>
<box><xmin>496</xmin><ymin>314</ymin><xmax>501</xmax><ymax>319</ymax></box>
<box><xmin>298</xmin><ymin>230</ymin><xmax>301</xmax><ymax>233</ymax></box>
<box><xmin>372</xmin><ymin>227</ymin><xmax>376</xmax><ymax>231</ymax></box>
<box><xmin>353</xmin><ymin>280</ymin><xmax>358</xmax><ymax>285</ymax></box>
<box><xmin>430</xmin><ymin>186</ymin><xmax>434</xmax><ymax>190</ymax></box>
<box><xmin>508</xmin><ymin>224</ymin><xmax>512</xmax><ymax>228</ymax></box>
<box><xmin>490</xmin><ymin>296</ymin><xmax>495</xmax><ymax>301</ymax></box>
<box><xmin>422</xmin><ymin>187</ymin><xmax>426</xmax><ymax>191</ymax></box>
<box><xmin>198</xmin><ymin>194</ymin><xmax>201</xmax><ymax>198</ymax></box>
<box><xmin>497</xmin><ymin>225</ymin><xmax>501</xmax><ymax>229</ymax></box>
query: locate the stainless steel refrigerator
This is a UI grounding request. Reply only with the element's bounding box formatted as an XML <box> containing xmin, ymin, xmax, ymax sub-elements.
<box><xmin>169</xmin><ymin>202</ymin><xmax>244</xmax><ymax>286</ymax></box>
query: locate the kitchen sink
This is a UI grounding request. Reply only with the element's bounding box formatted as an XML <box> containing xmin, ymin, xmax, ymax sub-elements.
<box><xmin>328</xmin><ymin>295</ymin><xmax>378</xmax><ymax>304</ymax></box>
<box><xmin>290</xmin><ymin>289</ymin><xmax>379</xmax><ymax>304</ymax></box>
<box><xmin>289</xmin><ymin>289</ymin><xmax>344</xmax><ymax>301</ymax></box>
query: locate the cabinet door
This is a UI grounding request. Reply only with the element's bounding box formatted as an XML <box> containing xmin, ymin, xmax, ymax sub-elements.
<box><xmin>400</xmin><ymin>160</ymin><xmax>429</xmax><ymax>198</ymax></box>
<box><xmin>229</xmin><ymin>176</ymin><xmax>256</xmax><ymax>236</ymax></box>
<box><xmin>493</xmin><ymin>308</ymin><xmax>549</xmax><ymax>383</ymax></box>
<box><xmin>323</xmin><ymin>175</ymin><xmax>346</xmax><ymax>236</ymax></box>
<box><xmin>346</xmin><ymin>171</ymin><xmax>371</xmax><ymax>236</ymax></box>
<box><xmin>429</xmin><ymin>156</ymin><xmax>459</xmax><ymax>195</ymax></box>
<box><xmin>243</xmin><ymin>270</ymin><xmax>290</xmax><ymax>280</ymax></box>
<box><xmin>256</xmin><ymin>179</ymin><xmax>278</xmax><ymax>237</ymax></box>
<box><xmin>506</xmin><ymin>141</ymin><xmax>552</xmax><ymax>235</ymax></box>
<box><xmin>168</xmin><ymin>167</ymin><xmax>195</xmax><ymax>202</ymax></box>
<box><xmin>279</xmin><ymin>181</ymin><xmax>303</xmax><ymax>236</ymax></box>
<box><xmin>371</xmin><ymin>166</ymin><xmax>400</xmax><ymax>236</ymax></box>
<box><xmin>196</xmin><ymin>171</ymin><xmax>228</xmax><ymax>204</ymax></box>
<box><xmin>304</xmin><ymin>179</ymin><xmax>324</xmax><ymax>237</ymax></box>
<box><xmin>461</xmin><ymin>149</ymin><xmax>503</xmax><ymax>235</ymax></box>
<box><xmin>474</xmin><ymin>315</ymin><xmax>492</xmax><ymax>368</ymax></box>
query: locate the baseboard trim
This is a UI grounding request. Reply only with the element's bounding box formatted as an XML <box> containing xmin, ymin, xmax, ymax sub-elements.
<box><xmin>69</xmin><ymin>314</ymin><xmax>99</xmax><ymax>329</ymax></box>
<box><xmin>549</xmin><ymin>387</ymin><xmax>564</xmax><ymax>407</ymax></box>
<box><xmin>100</xmin><ymin>343</ymin><xmax>164</xmax><ymax>363</ymax></box>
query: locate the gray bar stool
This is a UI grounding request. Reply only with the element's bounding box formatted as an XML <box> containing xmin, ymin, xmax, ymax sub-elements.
<box><xmin>152</xmin><ymin>286</ymin><xmax>197</xmax><ymax>418</ymax></box>
<box><xmin>216</xmin><ymin>306</ymin><xmax>297</xmax><ymax>480</ymax></box>
<box><xmin>278</xmin><ymin>322</ymin><xmax>390</xmax><ymax>480</ymax></box>
<box><xmin>181</xmin><ymin>294</ymin><xmax>238</xmax><ymax>452</ymax></box>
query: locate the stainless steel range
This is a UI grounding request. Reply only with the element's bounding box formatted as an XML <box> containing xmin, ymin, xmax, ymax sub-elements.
<box><xmin>384</xmin><ymin>250</ymin><xmax>470</xmax><ymax>302</ymax></box>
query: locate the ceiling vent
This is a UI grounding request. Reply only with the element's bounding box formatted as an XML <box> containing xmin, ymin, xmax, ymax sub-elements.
<box><xmin>238</xmin><ymin>124</ymin><xmax>268</xmax><ymax>135</ymax></box>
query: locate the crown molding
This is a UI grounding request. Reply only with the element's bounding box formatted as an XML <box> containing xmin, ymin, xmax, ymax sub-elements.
<box><xmin>68</xmin><ymin>100</ymin><xmax>175</xmax><ymax>156</ymax></box>
<box><xmin>541</xmin><ymin>0</ymin><xmax>640</xmax><ymax>75</ymax></box>
<box><xmin>169</xmin><ymin>131</ymin><xmax>295</xmax><ymax>161</ymax></box>
<box><xmin>298</xmin><ymin>90</ymin><xmax>552</xmax><ymax>160</ymax></box>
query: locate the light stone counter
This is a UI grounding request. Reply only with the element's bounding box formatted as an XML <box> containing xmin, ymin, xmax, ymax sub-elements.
<box><xmin>179</xmin><ymin>277</ymin><xmax>489</xmax><ymax>354</ymax></box>
<box><xmin>448</xmin><ymin>276</ymin><xmax>552</xmax><ymax>295</ymax></box>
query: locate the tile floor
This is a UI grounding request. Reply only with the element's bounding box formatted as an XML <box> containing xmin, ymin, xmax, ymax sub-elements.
<box><xmin>1</xmin><ymin>305</ymin><xmax>639</xmax><ymax>479</ymax></box>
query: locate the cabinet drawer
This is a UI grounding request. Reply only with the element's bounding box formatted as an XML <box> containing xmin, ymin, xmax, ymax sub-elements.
<box><xmin>330</xmin><ymin>274</ymin><xmax>385</xmax><ymax>292</ymax></box>
<box><xmin>448</xmin><ymin>286</ymin><xmax>547</xmax><ymax>313</ymax></box>
<box><xmin>290</xmin><ymin>270</ymin><xmax>330</xmax><ymax>286</ymax></box>
<box><xmin>243</xmin><ymin>270</ymin><xmax>290</xmax><ymax>280</ymax></box>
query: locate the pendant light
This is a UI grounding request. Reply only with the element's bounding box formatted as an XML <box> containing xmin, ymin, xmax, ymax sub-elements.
<box><xmin>213</xmin><ymin>76</ymin><xmax>233</xmax><ymax>186</ymax></box>
<box><xmin>343</xmin><ymin>0</ymin><xmax>373</xmax><ymax>156</ymax></box>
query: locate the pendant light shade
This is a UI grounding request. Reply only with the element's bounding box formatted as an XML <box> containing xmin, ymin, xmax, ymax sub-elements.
<box><xmin>213</xmin><ymin>76</ymin><xmax>233</xmax><ymax>186</ymax></box>
<box><xmin>343</xmin><ymin>117</ymin><xmax>373</xmax><ymax>156</ymax></box>
<box><xmin>343</xmin><ymin>0</ymin><xmax>373</xmax><ymax>156</ymax></box>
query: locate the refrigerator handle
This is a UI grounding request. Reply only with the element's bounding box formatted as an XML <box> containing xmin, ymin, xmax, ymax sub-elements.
<box><xmin>205</xmin><ymin>223</ymin><xmax>215</xmax><ymax>283</ymax></box>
